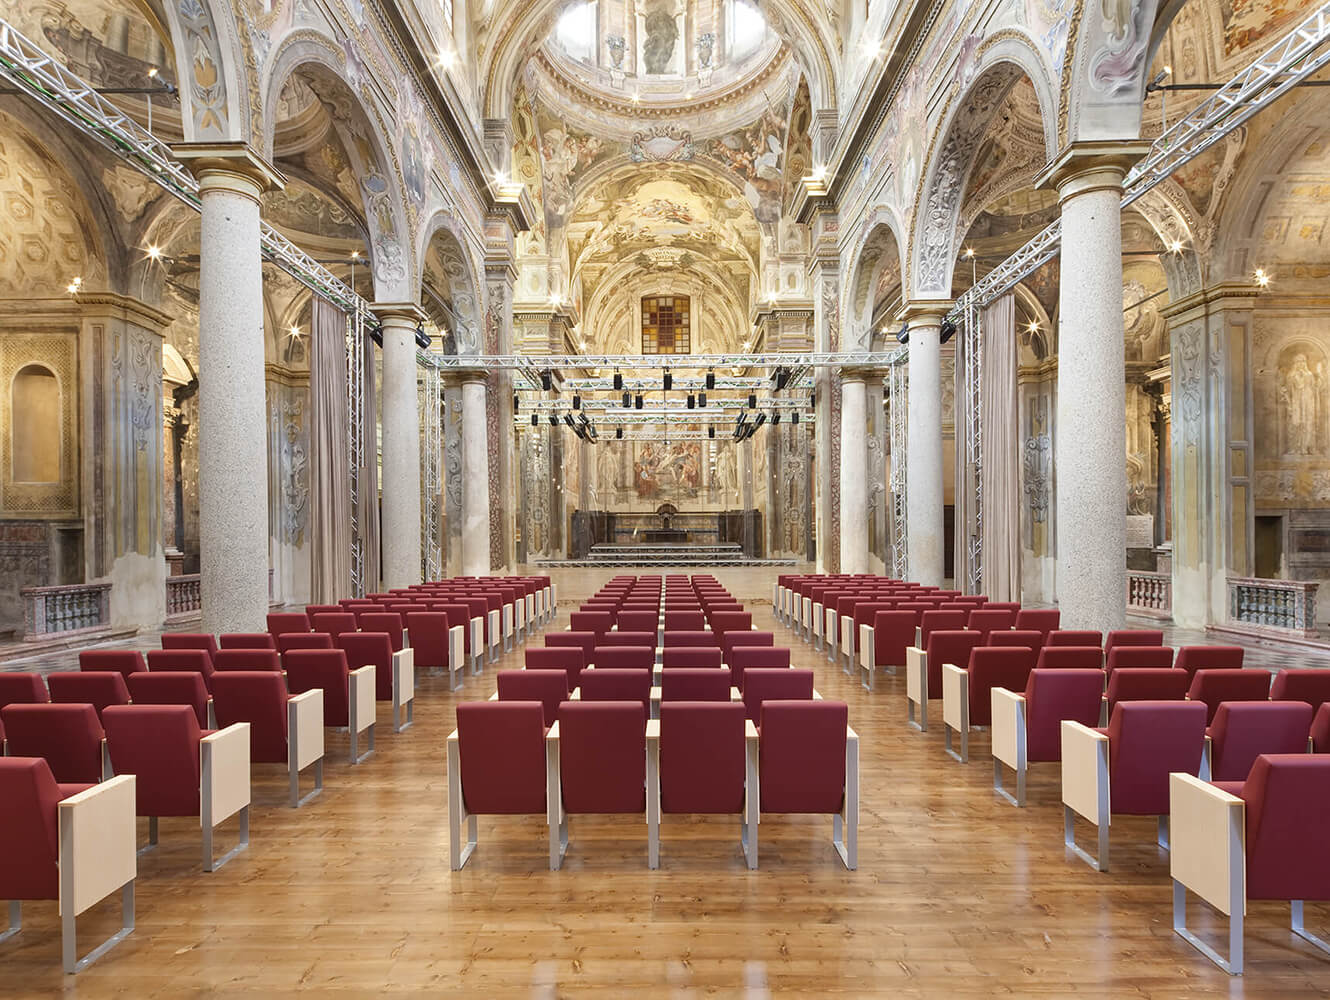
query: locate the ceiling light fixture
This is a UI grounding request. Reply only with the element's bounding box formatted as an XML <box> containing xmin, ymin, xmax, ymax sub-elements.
<box><xmin>146</xmin><ymin>245</ymin><xmax>163</xmax><ymax>262</ymax></box>
<box><xmin>1254</xmin><ymin>267</ymin><xmax>1271</xmax><ymax>288</ymax></box>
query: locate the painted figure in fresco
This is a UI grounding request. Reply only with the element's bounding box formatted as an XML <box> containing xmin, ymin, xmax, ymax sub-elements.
<box><xmin>643</xmin><ymin>5</ymin><xmax>679</xmax><ymax>74</ymax></box>
<box><xmin>1280</xmin><ymin>353</ymin><xmax>1325</xmax><ymax>455</ymax></box>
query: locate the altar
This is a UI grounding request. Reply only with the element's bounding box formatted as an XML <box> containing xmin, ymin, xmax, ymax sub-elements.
<box><xmin>642</xmin><ymin>529</ymin><xmax>689</xmax><ymax>544</ymax></box>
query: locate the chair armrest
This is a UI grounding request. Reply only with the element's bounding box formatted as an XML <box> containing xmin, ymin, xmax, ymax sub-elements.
<box><xmin>448</xmin><ymin>625</ymin><xmax>465</xmax><ymax>674</ymax></box>
<box><xmin>990</xmin><ymin>687</ymin><xmax>1026</xmax><ymax>769</ymax></box>
<box><xmin>547</xmin><ymin>720</ymin><xmax>560</xmax><ymax>740</ymax></box>
<box><xmin>645</xmin><ymin>718</ymin><xmax>660</xmax><ymax>740</ymax></box>
<box><xmin>288</xmin><ymin>689</ymin><xmax>324</xmax><ymax>772</ymax></box>
<box><xmin>1170</xmin><ymin>773</ymin><xmax>1245</xmax><ymax>917</ymax></box>
<box><xmin>812</xmin><ymin>688</ymin><xmax>823</xmax><ymax>700</ymax></box>
<box><xmin>905</xmin><ymin>646</ymin><xmax>926</xmax><ymax>703</ymax></box>
<box><xmin>731</xmin><ymin>687</ymin><xmax>742</xmax><ymax>702</ymax></box>
<box><xmin>858</xmin><ymin>623</ymin><xmax>874</xmax><ymax>669</ymax></box>
<box><xmin>349</xmin><ymin>665</ymin><xmax>376</xmax><ymax>734</ymax></box>
<box><xmin>942</xmin><ymin>663</ymin><xmax>968</xmax><ymax>731</ymax></box>
<box><xmin>58</xmin><ymin>774</ymin><xmax>136</xmax><ymax>916</ymax></box>
<box><xmin>393</xmin><ymin>648</ymin><xmax>414</xmax><ymax>702</ymax></box>
<box><xmin>1061</xmin><ymin>721</ymin><xmax>1109</xmax><ymax>824</ymax></box>
<box><xmin>201</xmin><ymin>723</ymin><xmax>251</xmax><ymax>826</ymax></box>
<box><xmin>487</xmin><ymin>691</ymin><xmax>498</xmax><ymax>701</ymax></box>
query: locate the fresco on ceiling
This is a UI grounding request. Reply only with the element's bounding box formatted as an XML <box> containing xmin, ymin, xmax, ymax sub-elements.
<box><xmin>698</xmin><ymin>107</ymin><xmax>784</xmax><ymax>224</ymax></box>
<box><xmin>1224</xmin><ymin>0</ymin><xmax>1309</xmax><ymax>55</ymax></box>
<box><xmin>782</xmin><ymin>78</ymin><xmax>812</xmax><ymax>213</ymax></box>
<box><xmin>537</xmin><ymin>117</ymin><xmax>618</xmax><ymax>231</ymax></box>
<box><xmin>1026</xmin><ymin>0</ymin><xmax>1074</xmax><ymax>78</ymax></box>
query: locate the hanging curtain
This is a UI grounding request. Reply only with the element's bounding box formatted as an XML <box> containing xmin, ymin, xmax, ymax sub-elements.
<box><xmin>361</xmin><ymin>332</ymin><xmax>381</xmax><ymax>593</ymax></box>
<box><xmin>954</xmin><ymin>329</ymin><xmax>975</xmax><ymax>591</ymax></box>
<box><xmin>981</xmin><ymin>294</ymin><xmax>1021</xmax><ymax>602</ymax></box>
<box><xmin>309</xmin><ymin>297</ymin><xmax>352</xmax><ymax>603</ymax></box>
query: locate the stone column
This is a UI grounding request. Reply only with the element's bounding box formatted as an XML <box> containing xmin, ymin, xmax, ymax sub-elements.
<box><xmin>900</xmin><ymin>304</ymin><xmax>949</xmax><ymax>587</ymax></box>
<box><xmin>840</xmin><ymin>369</ymin><xmax>870</xmax><ymax>575</ymax></box>
<box><xmin>809</xmin><ymin>252</ymin><xmax>840</xmax><ymax>572</ymax></box>
<box><xmin>1038</xmin><ymin>144</ymin><xmax>1147</xmax><ymax>630</ymax></box>
<box><xmin>461</xmin><ymin>373</ymin><xmax>491</xmax><ymax>576</ymax></box>
<box><xmin>174</xmin><ymin>144</ymin><xmax>284</xmax><ymax>633</ymax></box>
<box><xmin>373</xmin><ymin>303</ymin><xmax>425</xmax><ymax>589</ymax></box>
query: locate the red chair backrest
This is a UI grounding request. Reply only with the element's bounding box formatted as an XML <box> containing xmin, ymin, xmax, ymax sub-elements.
<box><xmin>1022</xmin><ymin>669</ymin><xmax>1106</xmax><ymax>763</ymax></box>
<box><xmin>213</xmin><ymin>648</ymin><xmax>281</xmax><ymax>672</ymax></box>
<box><xmin>661</xmin><ymin>646</ymin><xmax>723</xmax><ymax>668</ymax></box>
<box><xmin>1186</xmin><ymin>669</ymin><xmax>1272</xmax><ymax>725</ymax></box>
<box><xmin>616</xmin><ymin>611</ymin><xmax>658</xmax><ymax>633</ymax></box>
<box><xmin>1</xmin><ymin>704</ymin><xmax>103</xmax><ymax>783</ymax></box>
<box><xmin>127</xmin><ymin>671</ymin><xmax>210</xmax><ymax>727</ymax></box>
<box><xmin>525</xmin><ymin>646</ymin><xmax>585</xmax><ymax>686</ymax></box>
<box><xmin>1104</xmin><ymin>629</ymin><xmax>1164</xmax><ymax>654</ymax></box>
<box><xmin>1173</xmin><ymin>645</ymin><xmax>1245</xmax><ymax>681</ymax></box>
<box><xmin>211</xmin><ymin>671</ymin><xmax>290</xmax><ymax>764</ymax></box>
<box><xmin>872</xmin><ymin>611</ymin><xmax>917</xmax><ymax>666</ymax></box>
<box><xmin>338</xmin><ymin>632</ymin><xmax>395</xmax><ymax>701</ymax></box>
<box><xmin>359</xmin><ymin>613</ymin><xmax>405</xmax><ymax>653</ymax></box>
<box><xmin>1269</xmin><ymin>668</ymin><xmax>1330</xmax><ymax>708</ymax></box>
<box><xmin>659</xmin><ymin>702</ymin><xmax>746</xmax><ymax>814</ymax></box>
<box><xmin>305</xmin><ymin>604</ymin><xmax>341</xmax><ymax>617</ymax></box>
<box><xmin>919</xmin><ymin>610</ymin><xmax>968</xmax><ymax>646</ymax></box>
<box><xmin>1014</xmin><ymin>608</ymin><xmax>1060</xmax><ymax>638</ymax></box>
<box><xmin>663</xmin><ymin>611</ymin><xmax>705</xmax><ymax>630</ymax></box>
<box><xmin>663</xmin><ymin>630</ymin><xmax>717</xmax><ymax>648</ymax></box>
<box><xmin>1036</xmin><ymin>646</ymin><xmax>1102</xmax><ymax>670</ymax></box>
<box><xmin>569</xmin><ymin>611</ymin><xmax>613</xmax><ymax>636</ymax></box>
<box><xmin>0</xmin><ymin>672</ymin><xmax>49</xmax><ymax>710</ymax></box>
<box><xmin>599</xmin><ymin>631</ymin><xmax>656</xmax><ymax>650</ymax></box>
<box><xmin>720</xmin><ymin>630</ymin><xmax>773</xmax><ymax>658</ymax></box>
<box><xmin>46</xmin><ymin>671</ymin><xmax>129</xmax><ymax>720</ymax></box>
<box><xmin>405</xmin><ymin>612</ymin><xmax>451</xmax><ymax>670</ymax></box>
<box><xmin>556</xmin><ymin>701</ymin><xmax>646</xmax><ymax>814</ymax></box>
<box><xmin>102</xmin><ymin>704</ymin><xmax>205</xmax><ymax>817</ymax></box>
<box><xmin>1312</xmin><ymin>703</ymin><xmax>1330</xmax><ymax>754</ymax></box>
<box><xmin>455</xmin><ymin>701</ymin><xmax>547</xmax><ymax>815</ymax></box>
<box><xmin>545</xmin><ymin>631</ymin><xmax>597</xmax><ymax>666</ymax></box>
<box><xmin>1106</xmin><ymin>668</ymin><xmax>1189</xmax><ymax>715</ymax></box>
<box><xmin>1208</xmin><ymin>702</ymin><xmax>1313</xmax><ymax>783</ymax></box>
<box><xmin>161</xmin><ymin>633</ymin><xmax>219</xmax><ymax>664</ymax></box>
<box><xmin>285</xmin><ymin>649</ymin><xmax>352</xmax><ymax>727</ymax></box>
<box><xmin>496</xmin><ymin>670</ymin><xmax>569</xmax><ymax>728</ymax></box>
<box><xmin>727</xmin><ymin>646</ymin><xmax>792</xmax><ymax>690</ymax></box>
<box><xmin>660</xmin><ymin>668</ymin><xmax>733</xmax><ymax>702</ymax></box>
<box><xmin>966</xmin><ymin>608</ymin><xmax>1017</xmax><ymax>640</ymax></box>
<box><xmin>311</xmin><ymin>612</ymin><xmax>359</xmax><ymax>637</ymax></box>
<box><xmin>577</xmin><ymin>669</ymin><xmax>651</xmax><ymax>709</ymax></box>
<box><xmin>758</xmin><ymin>700</ymin><xmax>848</xmax><ymax>814</ymax></box>
<box><xmin>966</xmin><ymin>646</ymin><xmax>1036</xmax><ymax>726</ymax></box>
<box><xmin>146</xmin><ymin>648</ymin><xmax>215</xmax><ymax>691</ymax></box>
<box><xmin>742</xmin><ymin>668</ymin><xmax>814</xmax><ymax>722</ymax></box>
<box><xmin>987</xmin><ymin>629</ymin><xmax>1045</xmax><ymax>652</ymax></box>
<box><xmin>709</xmin><ymin>611</ymin><xmax>752</xmax><ymax>635</ymax></box>
<box><xmin>277</xmin><ymin>633</ymin><xmax>335</xmax><ymax>661</ymax></box>
<box><xmin>1105</xmin><ymin>700</ymin><xmax>1207</xmax><ymax>815</ymax></box>
<box><xmin>79</xmin><ymin>650</ymin><xmax>146</xmax><ymax>680</ymax></box>
<box><xmin>923</xmin><ymin>630</ymin><xmax>983</xmax><ymax>700</ymax></box>
<box><xmin>219</xmin><ymin>632</ymin><xmax>276</xmax><ymax>650</ymax></box>
<box><xmin>1240</xmin><ymin>755</ymin><xmax>1330</xmax><ymax>901</ymax></box>
<box><xmin>0</xmin><ymin>758</ymin><xmax>63</xmax><ymax>899</ymax></box>
<box><xmin>1105</xmin><ymin>645</ymin><xmax>1174</xmax><ymax>675</ymax></box>
<box><xmin>594</xmin><ymin>645</ymin><xmax>654</xmax><ymax>670</ymax></box>
<box><xmin>267</xmin><ymin>612</ymin><xmax>311</xmax><ymax>637</ymax></box>
<box><xmin>1047</xmin><ymin>630</ymin><xmax>1102</xmax><ymax>648</ymax></box>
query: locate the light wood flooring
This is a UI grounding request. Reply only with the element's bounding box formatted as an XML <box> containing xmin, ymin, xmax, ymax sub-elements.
<box><xmin>3</xmin><ymin>567</ymin><xmax>1329</xmax><ymax>997</ymax></box>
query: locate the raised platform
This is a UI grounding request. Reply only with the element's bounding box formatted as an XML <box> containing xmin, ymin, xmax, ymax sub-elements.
<box><xmin>536</xmin><ymin>543</ymin><xmax>797</xmax><ymax>568</ymax></box>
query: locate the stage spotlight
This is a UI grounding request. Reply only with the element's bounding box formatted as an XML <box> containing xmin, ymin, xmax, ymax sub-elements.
<box><xmin>622</xmin><ymin>390</ymin><xmax>631</xmax><ymax>407</ymax></box>
<box><xmin>572</xmin><ymin>394</ymin><xmax>581</xmax><ymax>410</ymax></box>
<box><xmin>771</xmin><ymin>411</ymin><xmax>781</xmax><ymax>426</ymax></box>
<box><xmin>939</xmin><ymin>320</ymin><xmax>957</xmax><ymax>344</ymax></box>
<box><xmin>634</xmin><ymin>394</ymin><xmax>643</xmax><ymax>409</ymax></box>
<box><xmin>531</xmin><ymin>413</ymin><xmax>538</xmax><ymax>426</ymax></box>
<box><xmin>616</xmin><ymin>427</ymin><xmax>623</xmax><ymax>439</ymax></box>
<box><xmin>706</xmin><ymin>370</ymin><xmax>715</xmax><ymax>389</ymax></box>
<box><xmin>687</xmin><ymin>394</ymin><xmax>695</xmax><ymax>409</ymax></box>
<box><xmin>548</xmin><ymin>414</ymin><xmax>558</xmax><ymax>426</ymax></box>
<box><xmin>541</xmin><ymin>369</ymin><xmax>552</xmax><ymax>390</ymax></box>
<box><xmin>698</xmin><ymin>392</ymin><xmax>707</xmax><ymax>407</ymax></box>
<box><xmin>708</xmin><ymin>426</ymin><xmax>716</xmax><ymax>439</ymax></box>
<box><xmin>748</xmin><ymin>394</ymin><xmax>757</xmax><ymax>409</ymax></box>
<box><xmin>563</xmin><ymin>414</ymin><xmax>576</xmax><ymax>428</ymax></box>
<box><xmin>613</xmin><ymin>371</ymin><xmax>623</xmax><ymax>390</ymax></box>
<box><xmin>792</xmin><ymin>411</ymin><xmax>799</xmax><ymax>425</ymax></box>
<box><xmin>513</xmin><ymin>393</ymin><xmax>519</xmax><ymax>410</ymax></box>
<box><xmin>753</xmin><ymin>412</ymin><xmax>767</xmax><ymax>429</ymax></box>
<box><xmin>897</xmin><ymin>323</ymin><xmax>909</xmax><ymax>345</ymax></box>
<box><xmin>663</xmin><ymin>369</ymin><xmax>672</xmax><ymax>390</ymax></box>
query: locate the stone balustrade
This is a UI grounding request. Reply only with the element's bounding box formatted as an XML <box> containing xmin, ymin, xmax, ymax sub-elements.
<box><xmin>21</xmin><ymin>582</ymin><xmax>112</xmax><ymax>639</ymax></box>
<box><xmin>1126</xmin><ymin>570</ymin><xmax>1172</xmax><ymax>619</ymax></box>
<box><xmin>1226</xmin><ymin>576</ymin><xmax>1320</xmax><ymax>637</ymax></box>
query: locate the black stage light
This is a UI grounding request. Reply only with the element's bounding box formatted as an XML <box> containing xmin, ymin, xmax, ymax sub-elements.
<box><xmin>939</xmin><ymin>320</ymin><xmax>957</xmax><ymax>344</ymax></box>
<box><xmin>622</xmin><ymin>390</ymin><xmax>631</xmax><ymax>407</ymax></box>
<box><xmin>698</xmin><ymin>391</ymin><xmax>707</xmax><ymax>407</ymax></box>
<box><xmin>792</xmin><ymin>411</ymin><xmax>799</xmax><ymax>425</ymax></box>
<box><xmin>810</xmin><ymin>390</ymin><xmax>817</xmax><ymax>408</ymax></box>
<box><xmin>616</xmin><ymin>427</ymin><xmax>624</xmax><ymax>439</ymax></box>
<box><xmin>708</xmin><ymin>426</ymin><xmax>716</xmax><ymax>439</ymax></box>
<box><xmin>613</xmin><ymin>371</ymin><xmax>623</xmax><ymax>390</ymax></box>
<box><xmin>663</xmin><ymin>369</ymin><xmax>672</xmax><ymax>390</ymax></box>
<box><xmin>771</xmin><ymin>412</ymin><xmax>781</xmax><ymax>426</ymax></box>
<box><xmin>753</xmin><ymin>412</ymin><xmax>767</xmax><ymax>429</ymax></box>
<box><xmin>572</xmin><ymin>393</ymin><xmax>581</xmax><ymax>410</ymax></box>
<box><xmin>414</xmin><ymin>324</ymin><xmax>431</xmax><ymax>350</ymax></box>
<box><xmin>687</xmin><ymin>394</ymin><xmax>695</xmax><ymax>409</ymax></box>
<box><xmin>706</xmin><ymin>370</ymin><xmax>715</xmax><ymax>389</ymax></box>
<box><xmin>531</xmin><ymin>413</ymin><xmax>538</xmax><ymax>426</ymax></box>
<box><xmin>634</xmin><ymin>394</ymin><xmax>643</xmax><ymax>409</ymax></box>
<box><xmin>541</xmin><ymin>369</ymin><xmax>553</xmax><ymax>390</ymax></box>
<box><xmin>563</xmin><ymin>414</ymin><xmax>576</xmax><ymax>428</ymax></box>
<box><xmin>897</xmin><ymin>323</ymin><xmax>910</xmax><ymax>345</ymax></box>
<box><xmin>748</xmin><ymin>394</ymin><xmax>757</xmax><ymax>409</ymax></box>
<box><xmin>548</xmin><ymin>413</ymin><xmax>558</xmax><ymax>426</ymax></box>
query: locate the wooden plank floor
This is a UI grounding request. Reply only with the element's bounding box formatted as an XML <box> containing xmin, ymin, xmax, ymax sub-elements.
<box><xmin>4</xmin><ymin>568</ymin><xmax>1328</xmax><ymax>997</ymax></box>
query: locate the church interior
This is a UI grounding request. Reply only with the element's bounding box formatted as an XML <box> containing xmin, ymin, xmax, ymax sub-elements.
<box><xmin>2</xmin><ymin>0</ymin><xmax>1330</xmax><ymax>993</ymax></box>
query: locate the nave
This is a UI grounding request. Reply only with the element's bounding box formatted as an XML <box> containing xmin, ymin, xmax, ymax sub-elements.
<box><xmin>3</xmin><ymin>569</ymin><xmax>1329</xmax><ymax>996</ymax></box>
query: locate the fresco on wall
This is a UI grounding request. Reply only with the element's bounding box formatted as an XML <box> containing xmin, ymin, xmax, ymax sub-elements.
<box><xmin>699</xmin><ymin>108</ymin><xmax>784</xmax><ymax>224</ymax></box>
<box><xmin>1253</xmin><ymin>324</ymin><xmax>1330</xmax><ymax>507</ymax></box>
<box><xmin>633</xmin><ymin>440</ymin><xmax>701</xmax><ymax>499</ymax></box>
<box><xmin>1224</xmin><ymin>0</ymin><xmax>1309</xmax><ymax>55</ymax></box>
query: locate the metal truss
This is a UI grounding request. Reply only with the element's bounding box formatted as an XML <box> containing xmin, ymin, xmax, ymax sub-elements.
<box><xmin>519</xmin><ymin>398</ymin><xmax>810</xmax><ymax>412</ymax></box>
<box><xmin>431</xmin><ymin>350</ymin><xmax>907</xmax><ymax>370</ymax></box>
<box><xmin>960</xmin><ymin>299</ymin><xmax>982</xmax><ymax>595</ymax></box>
<box><xmin>346</xmin><ymin>305</ymin><xmax>367</xmax><ymax>597</ymax></box>
<box><xmin>515</xmin><ymin>411</ymin><xmax>815</xmax><ymax>428</ymax></box>
<box><xmin>421</xmin><ymin>363</ymin><xmax>443</xmax><ymax>582</ymax></box>
<box><xmin>557</xmin><ymin>375</ymin><xmax>813</xmax><ymax>391</ymax></box>
<box><xmin>886</xmin><ymin>356</ymin><xmax>909</xmax><ymax>580</ymax></box>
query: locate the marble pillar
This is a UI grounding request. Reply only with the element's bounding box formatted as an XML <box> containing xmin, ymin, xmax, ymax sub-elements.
<box><xmin>174</xmin><ymin>145</ymin><xmax>284</xmax><ymax>633</ymax></box>
<box><xmin>1041</xmin><ymin>147</ymin><xmax>1145</xmax><ymax>630</ymax></box>
<box><xmin>902</xmin><ymin>306</ymin><xmax>948</xmax><ymax>587</ymax></box>
<box><xmin>840</xmin><ymin>370</ymin><xmax>869</xmax><ymax>575</ymax></box>
<box><xmin>461</xmin><ymin>373</ymin><xmax>491</xmax><ymax>576</ymax></box>
<box><xmin>374</xmin><ymin>304</ymin><xmax>425</xmax><ymax>589</ymax></box>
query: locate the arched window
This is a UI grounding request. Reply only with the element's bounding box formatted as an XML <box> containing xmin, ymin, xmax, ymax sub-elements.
<box><xmin>11</xmin><ymin>364</ymin><xmax>61</xmax><ymax>483</ymax></box>
<box><xmin>556</xmin><ymin>1</ymin><xmax>598</xmax><ymax>63</ymax></box>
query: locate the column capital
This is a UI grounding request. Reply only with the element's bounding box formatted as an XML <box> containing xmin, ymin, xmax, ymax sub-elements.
<box><xmin>370</xmin><ymin>302</ymin><xmax>428</xmax><ymax>327</ymax></box>
<box><xmin>172</xmin><ymin>142</ymin><xmax>286</xmax><ymax>201</ymax></box>
<box><xmin>1036</xmin><ymin>140</ymin><xmax>1151</xmax><ymax>199</ymax></box>
<box><xmin>895</xmin><ymin>300</ymin><xmax>953</xmax><ymax>326</ymax></box>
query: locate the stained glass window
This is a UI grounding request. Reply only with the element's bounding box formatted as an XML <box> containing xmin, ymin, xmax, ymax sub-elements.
<box><xmin>641</xmin><ymin>295</ymin><xmax>690</xmax><ymax>354</ymax></box>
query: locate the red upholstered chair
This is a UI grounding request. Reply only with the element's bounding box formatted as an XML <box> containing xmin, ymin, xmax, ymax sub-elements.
<box><xmin>146</xmin><ymin>648</ymin><xmax>215</xmax><ymax>693</ymax></box>
<box><xmin>720</xmin><ymin>630</ymin><xmax>773</xmax><ymax>658</ymax></box>
<box><xmin>1104</xmin><ymin>629</ymin><xmax>1164</xmax><ymax>654</ymax></box>
<box><xmin>1015</xmin><ymin>608</ymin><xmax>1060</xmax><ymax>640</ymax></box>
<box><xmin>441</xmin><ymin>602</ymin><xmax>485</xmax><ymax>675</ymax></box>
<box><xmin>211</xmin><ymin>672</ymin><xmax>323</xmax><ymax>808</ymax></box>
<box><xmin>1187</xmin><ymin>669</ymin><xmax>1272</xmax><ymax>725</ymax></box>
<box><xmin>277</xmin><ymin>632</ymin><xmax>335</xmax><ymax>664</ymax></box>
<box><xmin>78</xmin><ymin>650</ymin><xmax>145</xmax><ymax>681</ymax></box>
<box><xmin>966</xmin><ymin>608</ymin><xmax>1017</xmax><ymax>642</ymax></box>
<box><xmin>266</xmin><ymin>612</ymin><xmax>310</xmax><ymax>638</ymax></box>
<box><xmin>526</xmin><ymin>646</ymin><xmax>585</xmax><ymax>688</ymax></box>
<box><xmin>661</xmin><ymin>646</ymin><xmax>723</xmax><ymax>668</ymax></box>
<box><xmin>918</xmin><ymin>610</ymin><xmax>968</xmax><ymax>649</ymax></box>
<box><xmin>46</xmin><ymin>672</ymin><xmax>130</xmax><ymax>721</ymax></box>
<box><xmin>1174</xmin><ymin>645</ymin><xmax>1244</xmax><ymax>681</ymax></box>
<box><xmin>1171</xmin><ymin>755</ymin><xmax>1330</xmax><ymax>974</ymax></box>
<box><xmin>1105</xmin><ymin>668</ymin><xmax>1190</xmax><ymax>718</ymax></box>
<box><xmin>1048</xmin><ymin>630</ymin><xmax>1103</xmax><ymax>648</ymax></box>
<box><xmin>659</xmin><ymin>668</ymin><xmax>733</xmax><ymax>703</ymax></box>
<box><xmin>495</xmin><ymin>670</ymin><xmax>568</xmax><ymax>728</ymax></box>
<box><xmin>753</xmin><ymin>700</ymin><xmax>857</xmax><ymax>870</ymax></box>
<box><xmin>594</xmin><ymin>645</ymin><xmax>655</xmax><ymax>670</ymax></box>
<box><xmin>710</xmin><ymin>611</ymin><xmax>753</xmax><ymax>636</ymax></box>
<box><xmin>1</xmin><ymin>704</ymin><xmax>107</xmax><ymax>783</ymax></box>
<box><xmin>907</xmin><ymin>630</ymin><xmax>983</xmax><ymax>732</ymax></box>
<box><xmin>742</xmin><ymin>668</ymin><xmax>815</xmax><ymax>723</ymax></box>
<box><xmin>1105</xmin><ymin>645</ymin><xmax>1174</xmax><ymax>675</ymax></box>
<box><xmin>991</xmin><ymin>669</ymin><xmax>1106</xmax><ymax>807</ymax></box>
<box><xmin>447</xmin><ymin>702</ymin><xmax>549</xmax><ymax>869</ymax></box>
<box><xmin>1061</xmin><ymin>700</ymin><xmax>1207</xmax><ymax>872</ymax></box>
<box><xmin>336</xmin><ymin>632</ymin><xmax>414</xmax><ymax>733</ymax></box>
<box><xmin>546</xmin><ymin>701</ymin><xmax>647</xmax><ymax>869</ymax></box>
<box><xmin>859</xmin><ymin>610</ymin><xmax>916</xmax><ymax>690</ymax></box>
<box><xmin>102</xmin><ymin>704</ymin><xmax>251</xmax><ymax>871</ymax></box>
<box><xmin>577</xmin><ymin>668</ymin><xmax>651</xmax><ymax>711</ymax></box>
<box><xmin>1270</xmin><ymin>668</ymin><xmax>1330</xmax><ymax>709</ymax></box>
<box><xmin>647</xmin><ymin>702</ymin><xmax>754</xmax><ymax>869</ymax></box>
<box><xmin>0</xmin><ymin>672</ymin><xmax>50</xmax><ymax>712</ymax></box>
<box><xmin>219</xmin><ymin>633</ymin><xmax>275</xmax><ymax>650</ymax></box>
<box><xmin>161</xmin><ymin>633</ymin><xmax>218</xmax><ymax>666</ymax></box>
<box><xmin>663</xmin><ymin>629</ymin><xmax>717</xmax><ymax>648</ymax></box>
<box><xmin>599</xmin><ymin>630</ymin><xmax>656</xmax><ymax>651</ymax></box>
<box><xmin>1203</xmin><ymin>702</ymin><xmax>1313</xmax><ymax>783</ymax></box>
<box><xmin>546</xmin><ymin>630</ymin><xmax>597</xmax><ymax>671</ymax></box>
<box><xmin>0</xmin><ymin>758</ymin><xmax>136</xmax><ymax>973</ymax></box>
<box><xmin>986</xmin><ymin>629</ymin><xmax>1043</xmax><ymax>653</ymax></box>
<box><xmin>127</xmin><ymin>672</ymin><xmax>212</xmax><ymax>728</ymax></box>
<box><xmin>569</xmin><ymin>610</ymin><xmax>613</xmax><ymax>637</ymax></box>
<box><xmin>310</xmin><ymin>612</ymin><xmax>358</xmax><ymax>638</ymax></box>
<box><xmin>942</xmin><ymin>646</ymin><xmax>1037</xmax><ymax>763</ymax></box>
<box><xmin>405</xmin><ymin>612</ymin><xmax>465</xmax><ymax>690</ymax></box>
<box><xmin>359</xmin><ymin>612</ymin><xmax>405</xmax><ymax>653</ymax></box>
<box><xmin>283</xmin><ymin>649</ymin><xmax>375</xmax><ymax>764</ymax></box>
<box><xmin>304</xmin><ymin>604</ymin><xmax>341</xmax><ymax>618</ymax></box>
<box><xmin>1314</xmin><ymin>703</ymin><xmax>1330</xmax><ymax>753</ymax></box>
<box><xmin>616</xmin><ymin>610</ymin><xmax>658</xmax><ymax>634</ymax></box>
<box><xmin>728</xmin><ymin>646</ymin><xmax>792</xmax><ymax>691</ymax></box>
<box><xmin>213</xmin><ymin>648</ymin><xmax>281</xmax><ymax>673</ymax></box>
<box><xmin>1036</xmin><ymin>645</ymin><xmax>1103</xmax><ymax>670</ymax></box>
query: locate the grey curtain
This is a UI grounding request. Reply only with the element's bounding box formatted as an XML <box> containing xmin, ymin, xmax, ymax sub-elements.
<box><xmin>954</xmin><ymin>335</ymin><xmax>975</xmax><ymax>591</ymax></box>
<box><xmin>309</xmin><ymin>297</ymin><xmax>352</xmax><ymax>603</ymax></box>
<box><xmin>980</xmin><ymin>294</ymin><xmax>1021</xmax><ymax>601</ymax></box>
